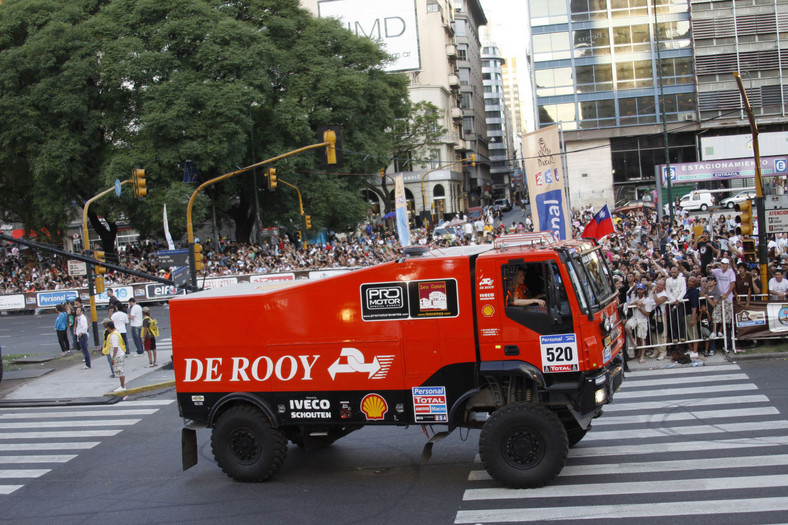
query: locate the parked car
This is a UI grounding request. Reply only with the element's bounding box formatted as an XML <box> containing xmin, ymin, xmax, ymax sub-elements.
<box><xmin>720</xmin><ymin>190</ymin><xmax>756</xmax><ymax>209</ymax></box>
<box><xmin>493</xmin><ymin>198</ymin><xmax>512</xmax><ymax>212</ymax></box>
<box><xmin>679</xmin><ymin>191</ymin><xmax>715</xmax><ymax>212</ymax></box>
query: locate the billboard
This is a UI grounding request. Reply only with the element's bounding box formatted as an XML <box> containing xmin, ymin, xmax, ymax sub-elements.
<box><xmin>318</xmin><ymin>0</ymin><xmax>421</xmax><ymax>72</ymax></box>
<box><xmin>523</xmin><ymin>126</ymin><xmax>571</xmax><ymax>240</ymax></box>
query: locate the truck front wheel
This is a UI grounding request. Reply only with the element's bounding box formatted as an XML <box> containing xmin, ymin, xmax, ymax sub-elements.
<box><xmin>211</xmin><ymin>406</ymin><xmax>287</xmax><ymax>482</ymax></box>
<box><xmin>479</xmin><ymin>403</ymin><xmax>568</xmax><ymax>488</ymax></box>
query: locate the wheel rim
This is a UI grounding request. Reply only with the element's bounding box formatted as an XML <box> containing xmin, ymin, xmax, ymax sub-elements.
<box><xmin>230</xmin><ymin>427</ymin><xmax>261</xmax><ymax>464</ymax></box>
<box><xmin>501</xmin><ymin>428</ymin><xmax>544</xmax><ymax>469</ymax></box>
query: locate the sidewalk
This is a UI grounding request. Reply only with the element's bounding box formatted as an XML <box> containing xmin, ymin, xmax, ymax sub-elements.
<box><xmin>626</xmin><ymin>340</ymin><xmax>788</xmax><ymax>372</ymax></box>
<box><xmin>0</xmin><ymin>347</ymin><xmax>175</xmax><ymax>405</ymax></box>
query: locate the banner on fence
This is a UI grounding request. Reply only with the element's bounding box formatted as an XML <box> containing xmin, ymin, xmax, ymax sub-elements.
<box><xmin>734</xmin><ymin>301</ymin><xmax>788</xmax><ymax>338</ymax></box>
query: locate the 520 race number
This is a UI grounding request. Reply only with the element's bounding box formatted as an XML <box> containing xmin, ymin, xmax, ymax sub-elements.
<box><xmin>539</xmin><ymin>334</ymin><xmax>579</xmax><ymax>373</ymax></box>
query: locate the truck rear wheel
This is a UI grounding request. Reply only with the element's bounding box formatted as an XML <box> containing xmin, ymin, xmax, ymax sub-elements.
<box><xmin>479</xmin><ymin>403</ymin><xmax>568</xmax><ymax>488</ymax></box>
<box><xmin>211</xmin><ymin>406</ymin><xmax>287</xmax><ymax>482</ymax></box>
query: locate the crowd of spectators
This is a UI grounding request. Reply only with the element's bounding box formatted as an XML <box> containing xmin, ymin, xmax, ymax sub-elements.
<box><xmin>2</xmin><ymin>202</ymin><xmax>787</xmax><ymax>304</ymax></box>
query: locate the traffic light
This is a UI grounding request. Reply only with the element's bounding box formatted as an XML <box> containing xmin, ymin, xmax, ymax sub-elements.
<box><xmin>735</xmin><ymin>200</ymin><xmax>754</xmax><ymax>236</ymax></box>
<box><xmin>470</xmin><ymin>154</ymin><xmax>476</xmax><ymax>167</ymax></box>
<box><xmin>379</xmin><ymin>169</ymin><xmax>385</xmax><ymax>178</ymax></box>
<box><xmin>94</xmin><ymin>250</ymin><xmax>107</xmax><ymax>275</ymax></box>
<box><xmin>94</xmin><ymin>276</ymin><xmax>105</xmax><ymax>294</ymax></box>
<box><xmin>132</xmin><ymin>168</ymin><xmax>147</xmax><ymax>198</ymax></box>
<box><xmin>742</xmin><ymin>237</ymin><xmax>757</xmax><ymax>264</ymax></box>
<box><xmin>305</xmin><ymin>215</ymin><xmax>312</xmax><ymax>229</ymax></box>
<box><xmin>296</xmin><ymin>231</ymin><xmax>302</xmax><ymax>241</ymax></box>
<box><xmin>266</xmin><ymin>168</ymin><xmax>277</xmax><ymax>191</ymax></box>
<box><xmin>193</xmin><ymin>243</ymin><xmax>204</xmax><ymax>271</ymax></box>
<box><xmin>319</xmin><ymin>126</ymin><xmax>343</xmax><ymax>168</ymax></box>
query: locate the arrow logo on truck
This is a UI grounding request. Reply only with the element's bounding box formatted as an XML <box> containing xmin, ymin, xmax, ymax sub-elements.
<box><xmin>328</xmin><ymin>347</ymin><xmax>395</xmax><ymax>380</ymax></box>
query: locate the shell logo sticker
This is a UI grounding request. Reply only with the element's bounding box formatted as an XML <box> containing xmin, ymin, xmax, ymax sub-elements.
<box><xmin>482</xmin><ymin>304</ymin><xmax>495</xmax><ymax>317</ymax></box>
<box><xmin>360</xmin><ymin>393</ymin><xmax>388</xmax><ymax>420</ymax></box>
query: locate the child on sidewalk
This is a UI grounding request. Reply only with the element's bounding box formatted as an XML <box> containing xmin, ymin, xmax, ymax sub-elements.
<box><xmin>141</xmin><ymin>307</ymin><xmax>159</xmax><ymax>368</ymax></box>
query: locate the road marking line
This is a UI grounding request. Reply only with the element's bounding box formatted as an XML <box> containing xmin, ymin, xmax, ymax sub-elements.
<box><xmin>0</xmin><ymin>469</ymin><xmax>51</xmax><ymax>479</ymax></box>
<box><xmin>0</xmin><ymin>409</ymin><xmax>158</xmax><ymax>419</ymax></box>
<box><xmin>624</xmin><ymin>363</ymin><xmax>740</xmax><ymax>378</ymax></box>
<box><xmin>0</xmin><ymin>430</ymin><xmax>122</xmax><ymax>440</ymax></box>
<box><xmin>0</xmin><ymin>443</ymin><xmax>99</xmax><ymax>451</ymax></box>
<box><xmin>0</xmin><ymin>485</ymin><xmax>24</xmax><ymax>495</ymax></box>
<box><xmin>593</xmin><ymin>406</ymin><xmax>779</xmax><ymax>425</ymax></box>
<box><xmin>604</xmin><ymin>394</ymin><xmax>770</xmax><ymax>412</ymax></box>
<box><xmin>455</xmin><ymin>497</ymin><xmax>788</xmax><ymax>523</ymax></box>
<box><xmin>613</xmin><ymin>383</ymin><xmax>758</xmax><ymax>399</ymax></box>
<box><xmin>469</xmin><ymin>453</ymin><xmax>788</xmax><ymax>480</ymax></box>
<box><xmin>0</xmin><ymin>419</ymin><xmax>141</xmax><ymax>429</ymax></box>
<box><xmin>0</xmin><ymin>455</ymin><xmax>77</xmax><ymax>463</ymax></box>
<box><xmin>620</xmin><ymin>373</ymin><xmax>748</xmax><ymax>388</ymax></box>
<box><xmin>584</xmin><ymin>419</ymin><xmax>788</xmax><ymax>441</ymax></box>
<box><xmin>472</xmin><ymin>434</ymin><xmax>788</xmax><ymax>463</ymax></box>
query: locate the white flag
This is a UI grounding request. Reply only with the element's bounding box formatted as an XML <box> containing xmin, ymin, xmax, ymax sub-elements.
<box><xmin>163</xmin><ymin>204</ymin><xmax>175</xmax><ymax>250</ymax></box>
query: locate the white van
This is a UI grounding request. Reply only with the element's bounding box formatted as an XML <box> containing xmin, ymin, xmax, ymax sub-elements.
<box><xmin>679</xmin><ymin>191</ymin><xmax>715</xmax><ymax>212</ymax></box>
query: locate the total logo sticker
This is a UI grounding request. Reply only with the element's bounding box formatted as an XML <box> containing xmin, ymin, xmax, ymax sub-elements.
<box><xmin>361</xmin><ymin>393</ymin><xmax>388</xmax><ymax>420</ymax></box>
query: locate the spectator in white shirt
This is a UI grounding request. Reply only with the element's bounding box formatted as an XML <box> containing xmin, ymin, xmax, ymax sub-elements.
<box><xmin>110</xmin><ymin>306</ymin><xmax>130</xmax><ymax>356</ymax></box>
<box><xmin>769</xmin><ymin>269</ymin><xmax>788</xmax><ymax>302</ymax></box>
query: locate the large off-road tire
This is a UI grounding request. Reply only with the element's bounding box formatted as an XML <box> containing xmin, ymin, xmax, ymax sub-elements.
<box><xmin>479</xmin><ymin>403</ymin><xmax>568</xmax><ymax>488</ymax></box>
<box><xmin>211</xmin><ymin>405</ymin><xmax>287</xmax><ymax>482</ymax></box>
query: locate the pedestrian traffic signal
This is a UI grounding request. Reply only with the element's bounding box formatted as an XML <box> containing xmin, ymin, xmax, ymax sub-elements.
<box><xmin>132</xmin><ymin>168</ymin><xmax>147</xmax><ymax>198</ymax></box>
<box><xmin>735</xmin><ymin>200</ymin><xmax>754</xmax><ymax>236</ymax></box>
<box><xmin>305</xmin><ymin>215</ymin><xmax>312</xmax><ymax>229</ymax></box>
<box><xmin>193</xmin><ymin>243</ymin><xmax>204</xmax><ymax>271</ymax></box>
<box><xmin>742</xmin><ymin>237</ymin><xmax>757</xmax><ymax>264</ymax></box>
<box><xmin>94</xmin><ymin>275</ymin><xmax>105</xmax><ymax>294</ymax></box>
<box><xmin>94</xmin><ymin>250</ymin><xmax>107</xmax><ymax>275</ymax></box>
<box><xmin>266</xmin><ymin>168</ymin><xmax>277</xmax><ymax>191</ymax></box>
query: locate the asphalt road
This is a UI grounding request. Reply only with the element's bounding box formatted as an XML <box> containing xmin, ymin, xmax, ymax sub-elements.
<box><xmin>0</xmin><ymin>359</ymin><xmax>787</xmax><ymax>523</ymax></box>
<box><xmin>0</xmin><ymin>304</ymin><xmax>171</xmax><ymax>360</ymax></box>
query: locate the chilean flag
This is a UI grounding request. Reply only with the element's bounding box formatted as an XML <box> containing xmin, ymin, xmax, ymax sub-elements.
<box><xmin>581</xmin><ymin>204</ymin><xmax>615</xmax><ymax>241</ymax></box>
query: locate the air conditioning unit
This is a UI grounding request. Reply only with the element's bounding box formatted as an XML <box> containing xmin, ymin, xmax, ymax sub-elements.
<box><xmin>683</xmin><ymin>113</ymin><xmax>696</xmax><ymax>121</ymax></box>
<box><xmin>446</xmin><ymin>44</ymin><xmax>457</xmax><ymax>58</ymax></box>
<box><xmin>451</xmin><ymin>107</ymin><xmax>463</xmax><ymax>119</ymax></box>
<box><xmin>448</xmin><ymin>75</ymin><xmax>460</xmax><ymax>88</ymax></box>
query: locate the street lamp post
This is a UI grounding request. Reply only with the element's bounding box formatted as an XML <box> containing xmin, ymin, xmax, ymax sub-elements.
<box><xmin>654</xmin><ymin>4</ymin><xmax>674</xmax><ymax>224</ymax></box>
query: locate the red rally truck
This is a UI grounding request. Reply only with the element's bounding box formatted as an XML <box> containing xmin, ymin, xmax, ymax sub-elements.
<box><xmin>173</xmin><ymin>232</ymin><xmax>624</xmax><ymax>488</ymax></box>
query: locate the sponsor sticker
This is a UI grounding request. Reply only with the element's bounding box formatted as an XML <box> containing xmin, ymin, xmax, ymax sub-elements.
<box><xmin>540</xmin><ymin>334</ymin><xmax>579</xmax><ymax>373</ymax></box>
<box><xmin>289</xmin><ymin>398</ymin><xmax>331</xmax><ymax>419</ymax></box>
<box><xmin>480</xmin><ymin>328</ymin><xmax>500</xmax><ymax>337</ymax></box>
<box><xmin>481</xmin><ymin>304</ymin><xmax>495</xmax><ymax>317</ymax></box>
<box><xmin>360</xmin><ymin>279</ymin><xmax>459</xmax><ymax>321</ymax></box>
<box><xmin>412</xmin><ymin>386</ymin><xmax>448</xmax><ymax>423</ymax></box>
<box><xmin>327</xmin><ymin>347</ymin><xmax>395</xmax><ymax>380</ymax></box>
<box><xmin>361</xmin><ymin>393</ymin><xmax>388</xmax><ymax>420</ymax></box>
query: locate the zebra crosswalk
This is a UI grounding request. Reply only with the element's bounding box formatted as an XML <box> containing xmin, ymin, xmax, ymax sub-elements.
<box><xmin>0</xmin><ymin>400</ymin><xmax>174</xmax><ymax>495</ymax></box>
<box><xmin>456</xmin><ymin>363</ymin><xmax>788</xmax><ymax>523</ymax></box>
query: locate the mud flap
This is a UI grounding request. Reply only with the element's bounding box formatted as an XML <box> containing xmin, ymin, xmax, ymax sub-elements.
<box><xmin>182</xmin><ymin>427</ymin><xmax>198</xmax><ymax>471</ymax></box>
<box><xmin>421</xmin><ymin>431</ymin><xmax>450</xmax><ymax>463</ymax></box>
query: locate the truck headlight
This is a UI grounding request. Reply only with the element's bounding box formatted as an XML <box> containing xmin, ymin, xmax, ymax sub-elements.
<box><xmin>595</xmin><ymin>388</ymin><xmax>607</xmax><ymax>404</ymax></box>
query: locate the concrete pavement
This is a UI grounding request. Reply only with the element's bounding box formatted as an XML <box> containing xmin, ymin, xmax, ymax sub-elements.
<box><xmin>0</xmin><ymin>344</ymin><xmax>175</xmax><ymax>405</ymax></box>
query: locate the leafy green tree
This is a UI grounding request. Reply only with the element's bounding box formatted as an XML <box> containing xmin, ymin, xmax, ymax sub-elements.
<box><xmin>0</xmin><ymin>0</ymin><xmax>409</xmax><ymax>252</ymax></box>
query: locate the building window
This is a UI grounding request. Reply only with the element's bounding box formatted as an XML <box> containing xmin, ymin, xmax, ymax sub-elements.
<box><xmin>532</xmin><ymin>32</ymin><xmax>571</xmax><ymax>61</ymax></box>
<box><xmin>461</xmin><ymin>92</ymin><xmax>472</xmax><ymax>109</ymax></box>
<box><xmin>463</xmin><ymin>117</ymin><xmax>475</xmax><ymax>135</ymax></box>
<box><xmin>573</xmin><ymin>27</ymin><xmax>611</xmax><ymax>57</ymax></box>
<box><xmin>458</xmin><ymin>68</ymin><xmax>471</xmax><ymax>85</ymax></box>
<box><xmin>427</xmin><ymin>1</ymin><xmax>440</xmax><ymax>13</ymax></box>
<box><xmin>457</xmin><ymin>44</ymin><xmax>468</xmax><ymax>61</ymax></box>
<box><xmin>538</xmin><ymin>103</ymin><xmax>577</xmax><ymax>129</ymax></box>
<box><xmin>530</xmin><ymin>0</ymin><xmax>569</xmax><ymax>25</ymax></box>
<box><xmin>613</xmin><ymin>24</ymin><xmax>650</xmax><ymax>53</ymax></box>
<box><xmin>535</xmin><ymin>67</ymin><xmax>574</xmax><ymax>97</ymax></box>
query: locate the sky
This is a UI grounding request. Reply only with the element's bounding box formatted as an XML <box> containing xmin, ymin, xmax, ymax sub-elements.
<box><xmin>478</xmin><ymin>0</ymin><xmax>534</xmax><ymax>131</ymax></box>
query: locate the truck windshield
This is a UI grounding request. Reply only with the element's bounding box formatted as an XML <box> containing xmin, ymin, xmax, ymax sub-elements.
<box><xmin>566</xmin><ymin>250</ymin><xmax>616</xmax><ymax>314</ymax></box>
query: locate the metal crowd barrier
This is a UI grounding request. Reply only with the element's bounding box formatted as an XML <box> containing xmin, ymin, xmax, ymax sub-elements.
<box><xmin>624</xmin><ymin>296</ymin><xmax>734</xmax><ymax>357</ymax></box>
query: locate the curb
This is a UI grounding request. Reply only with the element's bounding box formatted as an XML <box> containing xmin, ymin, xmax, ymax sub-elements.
<box><xmin>104</xmin><ymin>379</ymin><xmax>176</xmax><ymax>397</ymax></box>
<box><xmin>729</xmin><ymin>352</ymin><xmax>788</xmax><ymax>361</ymax></box>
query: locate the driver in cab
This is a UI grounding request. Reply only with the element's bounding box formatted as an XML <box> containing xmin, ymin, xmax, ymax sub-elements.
<box><xmin>507</xmin><ymin>268</ymin><xmax>545</xmax><ymax>308</ymax></box>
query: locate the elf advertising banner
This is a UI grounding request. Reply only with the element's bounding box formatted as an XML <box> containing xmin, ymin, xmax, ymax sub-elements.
<box><xmin>523</xmin><ymin>125</ymin><xmax>571</xmax><ymax>240</ymax></box>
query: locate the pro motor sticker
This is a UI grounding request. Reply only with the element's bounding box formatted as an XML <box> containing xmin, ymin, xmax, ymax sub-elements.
<box><xmin>540</xmin><ymin>334</ymin><xmax>579</xmax><ymax>373</ymax></box>
<box><xmin>412</xmin><ymin>386</ymin><xmax>448</xmax><ymax>422</ymax></box>
<box><xmin>361</xmin><ymin>279</ymin><xmax>459</xmax><ymax>321</ymax></box>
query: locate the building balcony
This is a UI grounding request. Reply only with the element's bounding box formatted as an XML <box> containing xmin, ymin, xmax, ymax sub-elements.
<box><xmin>448</xmin><ymin>75</ymin><xmax>460</xmax><ymax>89</ymax></box>
<box><xmin>451</xmin><ymin>107</ymin><xmax>463</xmax><ymax>120</ymax></box>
